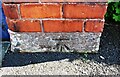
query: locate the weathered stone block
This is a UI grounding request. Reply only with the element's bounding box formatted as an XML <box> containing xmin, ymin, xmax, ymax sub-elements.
<box><xmin>10</xmin><ymin>32</ymin><xmax>101</xmax><ymax>53</ymax></box>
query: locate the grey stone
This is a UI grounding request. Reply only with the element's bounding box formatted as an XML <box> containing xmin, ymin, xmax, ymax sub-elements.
<box><xmin>9</xmin><ymin>32</ymin><xmax>101</xmax><ymax>53</ymax></box>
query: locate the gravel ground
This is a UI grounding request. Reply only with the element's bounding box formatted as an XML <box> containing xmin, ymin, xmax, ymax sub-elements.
<box><xmin>0</xmin><ymin>24</ymin><xmax>120</xmax><ymax>76</ymax></box>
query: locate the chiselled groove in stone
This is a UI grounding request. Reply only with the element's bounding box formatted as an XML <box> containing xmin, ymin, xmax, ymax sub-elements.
<box><xmin>10</xmin><ymin>32</ymin><xmax>101</xmax><ymax>53</ymax></box>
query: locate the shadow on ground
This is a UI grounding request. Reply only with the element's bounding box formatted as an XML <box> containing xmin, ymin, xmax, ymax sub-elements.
<box><xmin>2</xmin><ymin>24</ymin><xmax>120</xmax><ymax>67</ymax></box>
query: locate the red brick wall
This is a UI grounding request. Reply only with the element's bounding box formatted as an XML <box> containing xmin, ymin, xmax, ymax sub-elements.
<box><xmin>2</xmin><ymin>0</ymin><xmax>108</xmax><ymax>32</ymax></box>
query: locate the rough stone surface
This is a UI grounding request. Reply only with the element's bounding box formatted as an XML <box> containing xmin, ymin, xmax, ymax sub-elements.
<box><xmin>9</xmin><ymin>32</ymin><xmax>101</xmax><ymax>53</ymax></box>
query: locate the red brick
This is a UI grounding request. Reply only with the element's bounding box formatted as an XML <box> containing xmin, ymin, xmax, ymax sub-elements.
<box><xmin>3</xmin><ymin>0</ymin><xmax>108</xmax><ymax>2</ymax></box>
<box><xmin>20</xmin><ymin>4</ymin><xmax>62</xmax><ymax>18</ymax></box>
<box><xmin>40</xmin><ymin>0</ymin><xmax>107</xmax><ymax>2</ymax></box>
<box><xmin>2</xmin><ymin>4</ymin><xmax>19</xmax><ymax>19</ymax></box>
<box><xmin>3</xmin><ymin>0</ymin><xmax>39</xmax><ymax>3</ymax></box>
<box><xmin>40</xmin><ymin>0</ymin><xmax>64</xmax><ymax>2</ymax></box>
<box><xmin>43</xmin><ymin>20</ymin><xmax>83</xmax><ymax>32</ymax></box>
<box><xmin>85</xmin><ymin>20</ymin><xmax>104</xmax><ymax>32</ymax></box>
<box><xmin>7</xmin><ymin>19</ymin><xmax>41</xmax><ymax>32</ymax></box>
<box><xmin>6</xmin><ymin>18</ymin><xmax>15</xmax><ymax>31</ymax></box>
<box><xmin>63</xmin><ymin>4</ymin><xmax>107</xmax><ymax>19</ymax></box>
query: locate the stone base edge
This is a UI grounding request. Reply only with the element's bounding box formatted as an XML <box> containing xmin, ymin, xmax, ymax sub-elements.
<box><xmin>9</xmin><ymin>32</ymin><xmax>101</xmax><ymax>53</ymax></box>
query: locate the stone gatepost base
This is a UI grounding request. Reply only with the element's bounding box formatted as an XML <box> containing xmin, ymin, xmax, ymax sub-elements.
<box><xmin>10</xmin><ymin>32</ymin><xmax>101</xmax><ymax>53</ymax></box>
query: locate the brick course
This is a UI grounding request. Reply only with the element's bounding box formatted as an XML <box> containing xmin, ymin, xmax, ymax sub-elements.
<box><xmin>20</xmin><ymin>4</ymin><xmax>62</xmax><ymax>18</ymax></box>
<box><xmin>63</xmin><ymin>4</ymin><xmax>107</xmax><ymax>19</ymax></box>
<box><xmin>2</xmin><ymin>0</ymin><xmax>108</xmax><ymax>2</ymax></box>
<box><xmin>2</xmin><ymin>1</ymin><xmax>107</xmax><ymax>33</ymax></box>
